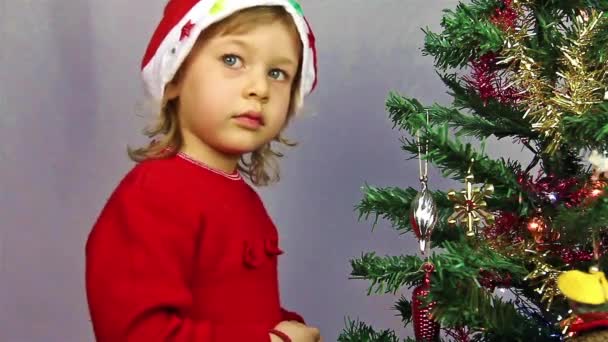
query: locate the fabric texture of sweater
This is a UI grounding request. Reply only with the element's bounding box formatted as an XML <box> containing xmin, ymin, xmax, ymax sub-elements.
<box><xmin>86</xmin><ymin>153</ymin><xmax>303</xmax><ymax>341</ymax></box>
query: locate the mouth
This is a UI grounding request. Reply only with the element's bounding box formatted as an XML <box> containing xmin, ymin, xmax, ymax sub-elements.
<box><xmin>233</xmin><ymin>111</ymin><xmax>265</xmax><ymax>128</ymax></box>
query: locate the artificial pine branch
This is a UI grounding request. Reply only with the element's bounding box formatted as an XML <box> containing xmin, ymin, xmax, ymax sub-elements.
<box><xmin>432</xmin><ymin>281</ymin><xmax>560</xmax><ymax>341</ymax></box>
<box><xmin>349</xmin><ymin>240</ymin><xmax>527</xmax><ymax>296</ymax></box>
<box><xmin>422</xmin><ymin>0</ymin><xmax>506</xmax><ymax>70</ymax></box>
<box><xmin>542</xmin><ymin>0</ymin><xmax>608</xmax><ymax>11</ymax></box>
<box><xmin>393</xmin><ymin>295</ymin><xmax>413</xmax><ymax>327</ymax></box>
<box><xmin>346</xmin><ymin>1</ymin><xmax>608</xmax><ymax>340</ymax></box>
<box><xmin>561</xmin><ymin>103</ymin><xmax>608</xmax><ymax>151</ymax></box>
<box><xmin>434</xmin><ymin>240</ymin><xmax>528</xmax><ymax>282</ymax></box>
<box><xmin>338</xmin><ymin>319</ymin><xmax>405</xmax><ymax>342</ymax></box>
<box><xmin>399</xmin><ymin>123</ymin><xmax>522</xmax><ymax>196</ymax></box>
<box><xmin>386</xmin><ymin>93</ymin><xmax>523</xmax><ymax>197</ymax></box>
<box><xmin>527</xmin><ymin>6</ymin><xmax>564</xmax><ymax>82</ymax></box>
<box><xmin>587</xmin><ymin>11</ymin><xmax>608</xmax><ymax>63</ymax></box>
<box><xmin>356</xmin><ymin>185</ymin><xmax>514</xmax><ymax>246</ymax></box>
<box><xmin>356</xmin><ymin>185</ymin><xmax>452</xmax><ymax>231</ymax></box>
<box><xmin>350</xmin><ymin>252</ymin><xmax>425</xmax><ymax>295</ymax></box>
<box><xmin>349</xmin><ymin>241</ymin><xmax>539</xmax><ymax>339</ymax></box>
<box><xmin>439</xmin><ymin>73</ymin><xmax>534</xmax><ymax>138</ymax></box>
<box><xmin>425</xmin><ymin>244</ymin><xmax>559</xmax><ymax>340</ymax></box>
<box><xmin>554</xmin><ymin>193</ymin><xmax>608</xmax><ymax>242</ymax></box>
<box><xmin>538</xmin><ymin>144</ymin><xmax>585</xmax><ymax>178</ymax></box>
<box><xmin>429</xmin><ymin>103</ymin><xmax>526</xmax><ymax>140</ymax></box>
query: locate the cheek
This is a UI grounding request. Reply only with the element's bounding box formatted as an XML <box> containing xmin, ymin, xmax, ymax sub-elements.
<box><xmin>265</xmin><ymin>111</ymin><xmax>290</xmax><ymax>140</ymax></box>
<box><xmin>182</xmin><ymin>79</ymin><xmax>226</xmax><ymax>119</ymax></box>
<box><xmin>274</xmin><ymin>86</ymin><xmax>293</xmax><ymax>113</ymax></box>
<box><xmin>269</xmin><ymin>97</ymin><xmax>290</xmax><ymax>127</ymax></box>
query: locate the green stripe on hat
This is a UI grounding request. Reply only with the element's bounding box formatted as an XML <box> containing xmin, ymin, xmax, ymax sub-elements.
<box><xmin>288</xmin><ymin>0</ymin><xmax>303</xmax><ymax>15</ymax></box>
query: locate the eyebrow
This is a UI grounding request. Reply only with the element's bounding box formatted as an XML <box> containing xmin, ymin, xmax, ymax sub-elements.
<box><xmin>222</xmin><ymin>38</ymin><xmax>298</xmax><ymax>67</ymax></box>
<box><xmin>272</xmin><ymin>56</ymin><xmax>298</xmax><ymax>67</ymax></box>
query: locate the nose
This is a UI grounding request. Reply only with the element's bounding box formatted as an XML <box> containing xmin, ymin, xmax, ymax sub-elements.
<box><xmin>244</xmin><ymin>69</ymin><xmax>269</xmax><ymax>102</ymax></box>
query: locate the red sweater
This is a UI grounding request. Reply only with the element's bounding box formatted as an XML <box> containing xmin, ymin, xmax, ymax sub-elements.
<box><xmin>85</xmin><ymin>153</ymin><xmax>304</xmax><ymax>341</ymax></box>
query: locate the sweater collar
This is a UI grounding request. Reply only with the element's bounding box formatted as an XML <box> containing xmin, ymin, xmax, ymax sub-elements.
<box><xmin>177</xmin><ymin>152</ymin><xmax>242</xmax><ymax>181</ymax></box>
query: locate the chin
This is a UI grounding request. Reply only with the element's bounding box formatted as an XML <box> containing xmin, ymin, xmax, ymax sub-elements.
<box><xmin>214</xmin><ymin>136</ymin><xmax>268</xmax><ymax>155</ymax></box>
<box><xmin>218</xmin><ymin>144</ymin><xmax>260</xmax><ymax>156</ymax></box>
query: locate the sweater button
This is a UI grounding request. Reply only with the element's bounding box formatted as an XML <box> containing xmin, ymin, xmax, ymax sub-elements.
<box><xmin>264</xmin><ymin>236</ymin><xmax>284</xmax><ymax>256</ymax></box>
<box><xmin>243</xmin><ymin>240</ymin><xmax>263</xmax><ymax>268</ymax></box>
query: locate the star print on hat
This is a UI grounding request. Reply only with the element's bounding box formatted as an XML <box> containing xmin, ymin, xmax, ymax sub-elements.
<box><xmin>140</xmin><ymin>0</ymin><xmax>318</xmax><ymax>108</ymax></box>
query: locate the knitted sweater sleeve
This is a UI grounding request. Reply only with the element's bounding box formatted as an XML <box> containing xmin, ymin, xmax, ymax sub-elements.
<box><xmin>85</xmin><ymin>181</ymin><xmax>271</xmax><ymax>342</ymax></box>
<box><xmin>280</xmin><ymin>308</ymin><xmax>306</xmax><ymax>324</ymax></box>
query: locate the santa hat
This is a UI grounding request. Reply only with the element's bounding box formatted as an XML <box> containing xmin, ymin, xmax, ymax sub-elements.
<box><xmin>141</xmin><ymin>0</ymin><xmax>318</xmax><ymax>109</ymax></box>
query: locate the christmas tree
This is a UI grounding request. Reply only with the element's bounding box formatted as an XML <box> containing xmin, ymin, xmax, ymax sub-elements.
<box><xmin>339</xmin><ymin>1</ymin><xmax>608</xmax><ymax>341</ymax></box>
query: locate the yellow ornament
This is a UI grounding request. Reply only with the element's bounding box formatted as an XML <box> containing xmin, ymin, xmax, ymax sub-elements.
<box><xmin>557</xmin><ymin>268</ymin><xmax>608</xmax><ymax>305</ymax></box>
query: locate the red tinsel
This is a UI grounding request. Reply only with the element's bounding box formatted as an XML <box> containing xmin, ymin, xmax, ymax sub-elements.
<box><xmin>490</xmin><ymin>0</ymin><xmax>517</xmax><ymax>31</ymax></box>
<box><xmin>484</xmin><ymin>211</ymin><xmax>520</xmax><ymax>240</ymax></box>
<box><xmin>569</xmin><ymin>179</ymin><xmax>608</xmax><ymax>207</ymax></box>
<box><xmin>560</xmin><ymin>248</ymin><xmax>594</xmax><ymax>264</ymax></box>
<box><xmin>479</xmin><ymin>269</ymin><xmax>512</xmax><ymax>292</ymax></box>
<box><xmin>517</xmin><ymin>172</ymin><xmax>578</xmax><ymax>206</ymax></box>
<box><xmin>559</xmin><ymin>233</ymin><xmax>608</xmax><ymax>264</ymax></box>
<box><xmin>466</xmin><ymin>52</ymin><xmax>522</xmax><ymax>105</ymax></box>
<box><xmin>465</xmin><ymin>1</ymin><xmax>522</xmax><ymax>105</ymax></box>
<box><xmin>469</xmin><ymin>53</ymin><xmax>499</xmax><ymax>105</ymax></box>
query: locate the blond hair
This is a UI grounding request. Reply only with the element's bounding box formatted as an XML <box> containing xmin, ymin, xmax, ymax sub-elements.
<box><xmin>128</xmin><ymin>6</ymin><xmax>303</xmax><ymax>186</ymax></box>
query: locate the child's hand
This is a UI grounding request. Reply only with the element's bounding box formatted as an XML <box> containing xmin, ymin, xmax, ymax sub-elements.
<box><xmin>271</xmin><ymin>320</ymin><xmax>321</xmax><ymax>342</ymax></box>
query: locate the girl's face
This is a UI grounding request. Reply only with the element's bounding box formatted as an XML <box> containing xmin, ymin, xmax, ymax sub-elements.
<box><xmin>166</xmin><ymin>18</ymin><xmax>301</xmax><ymax>170</ymax></box>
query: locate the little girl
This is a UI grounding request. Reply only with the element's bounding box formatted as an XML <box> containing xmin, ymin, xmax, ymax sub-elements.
<box><xmin>85</xmin><ymin>1</ymin><xmax>320</xmax><ymax>341</ymax></box>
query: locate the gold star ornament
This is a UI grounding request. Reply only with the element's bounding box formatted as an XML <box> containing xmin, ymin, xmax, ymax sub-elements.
<box><xmin>447</xmin><ymin>160</ymin><xmax>495</xmax><ymax>237</ymax></box>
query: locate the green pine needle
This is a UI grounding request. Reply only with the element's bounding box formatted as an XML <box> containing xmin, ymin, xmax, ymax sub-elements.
<box><xmin>554</xmin><ymin>193</ymin><xmax>608</xmax><ymax>242</ymax></box>
<box><xmin>338</xmin><ymin>319</ymin><xmax>405</xmax><ymax>342</ymax></box>
<box><xmin>349</xmin><ymin>240</ymin><xmax>527</xmax><ymax>296</ymax></box>
<box><xmin>345</xmin><ymin>1</ymin><xmax>608</xmax><ymax>340</ymax></box>
<box><xmin>393</xmin><ymin>295</ymin><xmax>413</xmax><ymax>327</ymax></box>
<box><xmin>561</xmin><ymin>102</ymin><xmax>608</xmax><ymax>151</ymax></box>
<box><xmin>439</xmin><ymin>73</ymin><xmax>534</xmax><ymax>139</ymax></box>
<box><xmin>423</xmin><ymin>0</ymin><xmax>506</xmax><ymax>70</ymax></box>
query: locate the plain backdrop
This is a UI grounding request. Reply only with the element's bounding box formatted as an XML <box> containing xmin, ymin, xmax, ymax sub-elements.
<box><xmin>0</xmin><ymin>1</ymin><xmax>533</xmax><ymax>341</ymax></box>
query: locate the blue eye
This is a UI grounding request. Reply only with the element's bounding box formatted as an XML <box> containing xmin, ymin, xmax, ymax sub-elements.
<box><xmin>269</xmin><ymin>69</ymin><xmax>288</xmax><ymax>81</ymax></box>
<box><xmin>222</xmin><ymin>54</ymin><xmax>242</xmax><ymax>67</ymax></box>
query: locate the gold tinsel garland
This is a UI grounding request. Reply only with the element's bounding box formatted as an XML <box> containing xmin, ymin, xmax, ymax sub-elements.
<box><xmin>552</xmin><ymin>10</ymin><xmax>608</xmax><ymax>119</ymax></box>
<box><xmin>523</xmin><ymin>248</ymin><xmax>563</xmax><ymax>311</ymax></box>
<box><xmin>499</xmin><ymin>2</ymin><xmax>608</xmax><ymax>153</ymax></box>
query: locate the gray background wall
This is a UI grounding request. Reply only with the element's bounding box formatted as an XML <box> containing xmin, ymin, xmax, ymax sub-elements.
<box><xmin>0</xmin><ymin>0</ymin><xmax>532</xmax><ymax>341</ymax></box>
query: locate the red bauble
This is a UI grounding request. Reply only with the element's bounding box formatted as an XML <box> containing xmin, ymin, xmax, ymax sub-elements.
<box><xmin>526</xmin><ymin>215</ymin><xmax>548</xmax><ymax>243</ymax></box>
<box><xmin>583</xmin><ymin>180</ymin><xmax>607</xmax><ymax>205</ymax></box>
<box><xmin>412</xmin><ymin>263</ymin><xmax>440</xmax><ymax>341</ymax></box>
<box><xmin>568</xmin><ymin>179</ymin><xmax>607</xmax><ymax>208</ymax></box>
<box><xmin>525</xmin><ymin>213</ymin><xmax>561</xmax><ymax>249</ymax></box>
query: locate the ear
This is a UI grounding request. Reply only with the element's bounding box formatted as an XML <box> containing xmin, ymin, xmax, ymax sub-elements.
<box><xmin>164</xmin><ymin>78</ymin><xmax>182</xmax><ymax>101</ymax></box>
<box><xmin>164</xmin><ymin>64</ymin><xmax>187</xmax><ymax>101</ymax></box>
